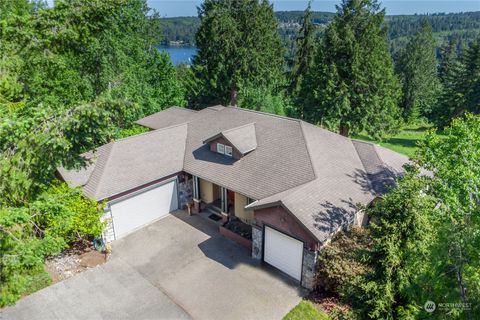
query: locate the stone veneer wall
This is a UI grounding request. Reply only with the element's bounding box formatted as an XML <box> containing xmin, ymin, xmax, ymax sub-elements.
<box><xmin>301</xmin><ymin>249</ymin><xmax>318</xmax><ymax>289</ymax></box>
<box><xmin>251</xmin><ymin>225</ymin><xmax>263</xmax><ymax>260</ymax></box>
<box><xmin>178</xmin><ymin>175</ymin><xmax>193</xmax><ymax>209</ymax></box>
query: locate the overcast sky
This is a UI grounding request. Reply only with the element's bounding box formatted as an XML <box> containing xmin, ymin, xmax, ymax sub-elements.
<box><xmin>45</xmin><ymin>1</ymin><xmax>480</xmax><ymax>17</ymax></box>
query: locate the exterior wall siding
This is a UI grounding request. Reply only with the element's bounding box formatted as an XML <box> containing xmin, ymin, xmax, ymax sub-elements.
<box><xmin>234</xmin><ymin>192</ymin><xmax>253</xmax><ymax>223</ymax></box>
<box><xmin>199</xmin><ymin>178</ymin><xmax>214</xmax><ymax>203</ymax></box>
<box><xmin>209</xmin><ymin>137</ymin><xmax>242</xmax><ymax>160</ymax></box>
<box><xmin>254</xmin><ymin>205</ymin><xmax>320</xmax><ymax>251</ymax></box>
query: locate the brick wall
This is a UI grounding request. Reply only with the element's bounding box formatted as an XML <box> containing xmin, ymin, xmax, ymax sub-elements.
<box><xmin>254</xmin><ymin>205</ymin><xmax>320</xmax><ymax>250</ymax></box>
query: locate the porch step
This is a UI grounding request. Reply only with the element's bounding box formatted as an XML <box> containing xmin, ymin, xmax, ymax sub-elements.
<box><xmin>205</xmin><ymin>204</ymin><xmax>222</xmax><ymax>216</ymax></box>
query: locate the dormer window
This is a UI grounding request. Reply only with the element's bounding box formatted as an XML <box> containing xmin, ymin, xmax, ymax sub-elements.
<box><xmin>204</xmin><ymin>123</ymin><xmax>257</xmax><ymax>160</ymax></box>
<box><xmin>224</xmin><ymin>145</ymin><xmax>233</xmax><ymax>157</ymax></box>
<box><xmin>216</xmin><ymin>143</ymin><xmax>233</xmax><ymax>157</ymax></box>
<box><xmin>217</xmin><ymin>143</ymin><xmax>225</xmax><ymax>154</ymax></box>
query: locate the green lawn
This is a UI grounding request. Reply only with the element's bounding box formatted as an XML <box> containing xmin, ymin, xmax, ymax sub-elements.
<box><xmin>284</xmin><ymin>301</ymin><xmax>330</xmax><ymax>320</ymax></box>
<box><xmin>354</xmin><ymin>124</ymin><xmax>435</xmax><ymax>157</ymax></box>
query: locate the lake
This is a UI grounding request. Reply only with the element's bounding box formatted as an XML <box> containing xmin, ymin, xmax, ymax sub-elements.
<box><xmin>157</xmin><ymin>46</ymin><xmax>197</xmax><ymax>65</ymax></box>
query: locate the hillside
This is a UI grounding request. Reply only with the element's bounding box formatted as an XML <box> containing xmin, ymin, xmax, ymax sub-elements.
<box><xmin>159</xmin><ymin>11</ymin><xmax>480</xmax><ymax>56</ymax></box>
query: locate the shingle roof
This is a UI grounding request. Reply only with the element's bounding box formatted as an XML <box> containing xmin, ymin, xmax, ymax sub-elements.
<box><xmin>135</xmin><ymin>106</ymin><xmax>199</xmax><ymax>129</ymax></box>
<box><xmin>245</xmin><ymin>126</ymin><xmax>409</xmax><ymax>243</ymax></box>
<box><xmin>203</xmin><ymin>123</ymin><xmax>258</xmax><ymax>155</ymax></box>
<box><xmin>58</xmin><ymin>106</ymin><xmax>409</xmax><ymax>243</ymax></box>
<box><xmin>58</xmin><ymin>124</ymin><xmax>188</xmax><ymax>201</ymax></box>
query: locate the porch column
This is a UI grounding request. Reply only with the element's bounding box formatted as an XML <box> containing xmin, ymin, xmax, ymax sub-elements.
<box><xmin>220</xmin><ymin>186</ymin><xmax>228</xmax><ymax>213</ymax></box>
<box><xmin>220</xmin><ymin>186</ymin><xmax>229</xmax><ymax>223</ymax></box>
<box><xmin>192</xmin><ymin>176</ymin><xmax>201</xmax><ymax>214</ymax></box>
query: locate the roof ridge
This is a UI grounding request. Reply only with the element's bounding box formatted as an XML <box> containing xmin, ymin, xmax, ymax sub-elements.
<box><xmin>220</xmin><ymin>122</ymin><xmax>256</xmax><ymax>134</ymax></box>
<box><xmin>350</xmin><ymin>138</ymin><xmax>379</xmax><ymax>146</ymax></box>
<box><xmin>114</xmin><ymin>122</ymin><xmax>189</xmax><ymax>143</ymax></box>
<box><xmin>351</xmin><ymin>140</ymin><xmax>379</xmax><ymax>193</ymax></box>
<box><xmin>170</xmin><ymin>106</ymin><xmax>198</xmax><ymax>113</ymax></box>
<box><xmin>299</xmin><ymin>121</ymin><xmax>319</xmax><ymax>178</ymax></box>
<box><xmin>222</xmin><ymin>106</ymin><xmax>302</xmax><ymax>123</ymax></box>
<box><xmin>85</xmin><ymin>142</ymin><xmax>115</xmax><ymax>199</ymax></box>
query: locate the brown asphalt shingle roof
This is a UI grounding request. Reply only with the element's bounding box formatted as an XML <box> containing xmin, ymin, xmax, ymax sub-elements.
<box><xmin>58</xmin><ymin>123</ymin><xmax>187</xmax><ymax>201</ymax></box>
<box><xmin>203</xmin><ymin>123</ymin><xmax>258</xmax><ymax>155</ymax></box>
<box><xmin>58</xmin><ymin>106</ymin><xmax>409</xmax><ymax>243</ymax></box>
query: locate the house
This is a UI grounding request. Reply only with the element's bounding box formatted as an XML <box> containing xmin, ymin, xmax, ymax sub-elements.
<box><xmin>57</xmin><ymin>105</ymin><xmax>408</xmax><ymax>289</ymax></box>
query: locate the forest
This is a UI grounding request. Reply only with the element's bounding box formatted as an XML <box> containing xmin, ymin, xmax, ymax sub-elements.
<box><xmin>160</xmin><ymin>11</ymin><xmax>480</xmax><ymax>56</ymax></box>
<box><xmin>1</xmin><ymin>0</ymin><xmax>479</xmax><ymax>319</ymax></box>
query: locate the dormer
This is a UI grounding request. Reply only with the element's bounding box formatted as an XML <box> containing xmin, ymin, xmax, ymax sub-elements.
<box><xmin>203</xmin><ymin>123</ymin><xmax>257</xmax><ymax>160</ymax></box>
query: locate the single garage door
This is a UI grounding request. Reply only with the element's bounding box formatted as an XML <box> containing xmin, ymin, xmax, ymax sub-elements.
<box><xmin>264</xmin><ymin>226</ymin><xmax>304</xmax><ymax>281</ymax></box>
<box><xmin>108</xmin><ymin>180</ymin><xmax>178</xmax><ymax>240</ymax></box>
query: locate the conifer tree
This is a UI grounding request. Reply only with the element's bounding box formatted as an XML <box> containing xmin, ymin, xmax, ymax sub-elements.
<box><xmin>433</xmin><ymin>39</ymin><xmax>480</xmax><ymax>127</ymax></box>
<box><xmin>289</xmin><ymin>2</ymin><xmax>316</xmax><ymax>95</ymax></box>
<box><xmin>439</xmin><ymin>39</ymin><xmax>459</xmax><ymax>84</ymax></box>
<box><xmin>299</xmin><ymin>0</ymin><xmax>401</xmax><ymax>138</ymax></box>
<box><xmin>192</xmin><ymin>0</ymin><xmax>284</xmax><ymax>106</ymax></box>
<box><xmin>396</xmin><ymin>20</ymin><xmax>441</xmax><ymax>121</ymax></box>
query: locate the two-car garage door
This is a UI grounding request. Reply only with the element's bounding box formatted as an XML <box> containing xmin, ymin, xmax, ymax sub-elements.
<box><xmin>104</xmin><ymin>179</ymin><xmax>179</xmax><ymax>241</ymax></box>
<box><xmin>263</xmin><ymin>226</ymin><xmax>304</xmax><ymax>281</ymax></box>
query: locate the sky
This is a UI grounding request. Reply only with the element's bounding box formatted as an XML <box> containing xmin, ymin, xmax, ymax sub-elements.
<box><xmin>148</xmin><ymin>1</ymin><xmax>480</xmax><ymax>17</ymax></box>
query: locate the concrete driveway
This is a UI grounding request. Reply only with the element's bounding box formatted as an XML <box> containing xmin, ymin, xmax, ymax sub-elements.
<box><xmin>2</xmin><ymin>211</ymin><xmax>303</xmax><ymax>320</ymax></box>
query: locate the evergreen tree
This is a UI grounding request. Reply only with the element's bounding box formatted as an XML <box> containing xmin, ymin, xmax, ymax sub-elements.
<box><xmin>433</xmin><ymin>39</ymin><xmax>480</xmax><ymax>127</ymax></box>
<box><xmin>439</xmin><ymin>39</ymin><xmax>459</xmax><ymax>84</ymax></box>
<box><xmin>299</xmin><ymin>0</ymin><xmax>401</xmax><ymax>138</ymax></box>
<box><xmin>192</xmin><ymin>0</ymin><xmax>285</xmax><ymax>106</ymax></box>
<box><xmin>396</xmin><ymin>20</ymin><xmax>442</xmax><ymax>121</ymax></box>
<box><xmin>289</xmin><ymin>2</ymin><xmax>316</xmax><ymax>95</ymax></box>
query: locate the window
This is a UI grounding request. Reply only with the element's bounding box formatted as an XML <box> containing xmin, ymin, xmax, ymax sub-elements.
<box><xmin>217</xmin><ymin>143</ymin><xmax>225</xmax><ymax>154</ymax></box>
<box><xmin>224</xmin><ymin>145</ymin><xmax>233</xmax><ymax>157</ymax></box>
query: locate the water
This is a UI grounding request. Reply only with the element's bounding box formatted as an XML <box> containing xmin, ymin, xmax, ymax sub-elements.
<box><xmin>158</xmin><ymin>46</ymin><xmax>197</xmax><ymax>65</ymax></box>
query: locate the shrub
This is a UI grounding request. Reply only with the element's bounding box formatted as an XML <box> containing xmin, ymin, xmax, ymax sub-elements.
<box><xmin>0</xmin><ymin>183</ymin><xmax>104</xmax><ymax>306</ymax></box>
<box><xmin>31</xmin><ymin>183</ymin><xmax>105</xmax><ymax>245</ymax></box>
<box><xmin>315</xmin><ymin>227</ymin><xmax>373</xmax><ymax>297</ymax></box>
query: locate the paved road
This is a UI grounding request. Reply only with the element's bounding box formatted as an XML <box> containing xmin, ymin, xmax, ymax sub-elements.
<box><xmin>2</xmin><ymin>211</ymin><xmax>303</xmax><ymax>320</ymax></box>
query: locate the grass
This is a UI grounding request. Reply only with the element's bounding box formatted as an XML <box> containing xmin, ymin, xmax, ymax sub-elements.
<box><xmin>284</xmin><ymin>301</ymin><xmax>330</xmax><ymax>320</ymax></box>
<box><xmin>354</xmin><ymin>123</ymin><xmax>436</xmax><ymax>158</ymax></box>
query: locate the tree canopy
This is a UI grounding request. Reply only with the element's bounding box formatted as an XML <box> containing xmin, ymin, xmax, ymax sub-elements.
<box><xmin>433</xmin><ymin>40</ymin><xmax>480</xmax><ymax>127</ymax></box>
<box><xmin>191</xmin><ymin>0</ymin><xmax>285</xmax><ymax>106</ymax></box>
<box><xmin>0</xmin><ymin>0</ymin><xmax>185</xmax><ymax>305</ymax></box>
<box><xmin>298</xmin><ymin>0</ymin><xmax>401</xmax><ymax>138</ymax></box>
<box><xmin>396</xmin><ymin>20</ymin><xmax>442</xmax><ymax>122</ymax></box>
<box><xmin>289</xmin><ymin>2</ymin><xmax>317</xmax><ymax>96</ymax></box>
<box><xmin>317</xmin><ymin>114</ymin><xmax>480</xmax><ymax>319</ymax></box>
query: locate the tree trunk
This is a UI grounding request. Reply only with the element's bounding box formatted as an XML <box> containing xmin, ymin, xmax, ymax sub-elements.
<box><xmin>339</xmin><ymin>124</ymin><xmax>350</xmax><ymax>137</ymax></box>
<box><xmin>454</xmin><ymin>245</ymin><xmax>472</xmax><ymax>320</ymax></box>
<box><xmin>230</xmin><ymin>86</ymin><xmax>238</xmax><ymax>107</ymax></box>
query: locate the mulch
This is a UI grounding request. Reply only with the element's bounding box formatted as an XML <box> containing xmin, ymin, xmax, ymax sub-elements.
<box><xmin>306</xmin><ymin>290</ymin><xmax>352</xmax><ymax>315</ymax></box>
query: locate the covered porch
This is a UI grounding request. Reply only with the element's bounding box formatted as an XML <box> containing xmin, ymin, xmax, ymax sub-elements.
<box><xmin>190</xmin><ymin>175</ymin><xmax>254</xmax><ymax>249</ymax></box>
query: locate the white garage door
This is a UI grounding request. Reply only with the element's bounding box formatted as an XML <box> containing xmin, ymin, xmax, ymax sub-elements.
<box><xmin>264</xmin><ymin>226</ymin><xmax>304</xmax><ymax>281</ymax></box>
<box><xmin>108</xmin><ymin>180</ymin><xmax>178</xmax><ymax>240</ymax></box>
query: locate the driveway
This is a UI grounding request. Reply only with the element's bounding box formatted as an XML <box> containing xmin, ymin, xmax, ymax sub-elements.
<box><xmin>2</xmin><ymin>211</ymin><xmax>303</xmax><ymax>320</ymax></box>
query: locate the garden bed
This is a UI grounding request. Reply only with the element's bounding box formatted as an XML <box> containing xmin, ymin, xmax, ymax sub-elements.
<box><xmin>220</xmin><ymin>219</ymin><xmax>253</xmax><ymax>250</ymax></box>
